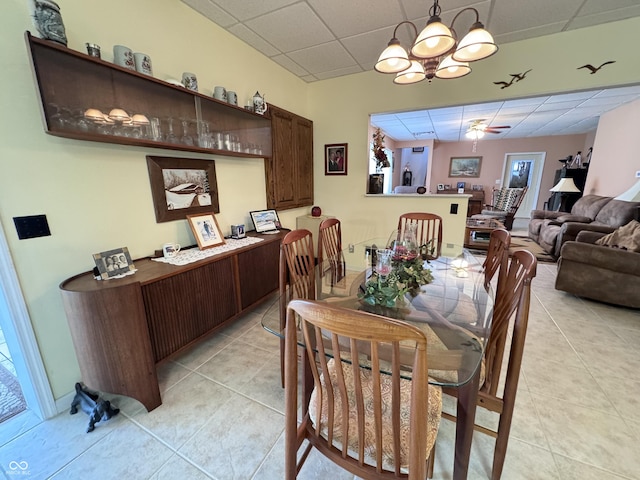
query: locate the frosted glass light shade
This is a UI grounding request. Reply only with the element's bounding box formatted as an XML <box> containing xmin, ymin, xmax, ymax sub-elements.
<box><xmin>465</xmin><ymin>129</ymin><xmax>484</xmax><ymax>139</ymax></box>
<box><xmin>452</xmin><ymin>26</ymin><xmax>498</xmax><ymax>62</ymax></box>
<box><xmin>550</xmin><ymin>178</ymin><xmax>580</xmax><ymax>193</ymax></box>
<box><xmin>375</xmin><ymin>40</ymin><xmax>411</xmax><ymax>73</ymax></box>
<box><xmin>411</xmin><ymin>20</ymin><xmax>455</xmax><ymax>58</ymax></box>
<box><xmin>436</xmin><ymin>55</ymin><xmax>471</xmax><ymax>79</ymax></box>
<box><xmin>614</xmin><ymin>179</ymin><xmax>640</xmax><ymax>201</ymax></box>
<box><xmin>393</xmin><ymin>61</ymin><xmax>426</xmax><ymax>84</ymax></box>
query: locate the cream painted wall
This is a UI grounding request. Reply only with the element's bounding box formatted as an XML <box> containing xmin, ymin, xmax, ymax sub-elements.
<box><xmin>3</xmin><ymin>0</ymin><xmax>640</xmax><ymax>403</ymax></box>
<box><xmin>431</xmin><ymin>134</ymin><xmax>588</xmax><ymax>210</ymax></box>
<box><xmin>585</xmin><ymin>98</ymin><xmax>640</xmax><ymax>196</ymax></box>
<box><xmin>1</xmin><ymin>0</ymin><xmax>308</xmax><ymax>399</ymax></box>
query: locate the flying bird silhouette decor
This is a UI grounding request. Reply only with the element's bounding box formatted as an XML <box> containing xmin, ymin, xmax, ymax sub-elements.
<box><xmin>577</xmin><ymin>61</ymin><xmax>616</xmax><ymax>74</ymax></box>
<box><xmin>493</xmin><ymin>69</ymin><xmax>532</xmax><ymax>89</ymax></box>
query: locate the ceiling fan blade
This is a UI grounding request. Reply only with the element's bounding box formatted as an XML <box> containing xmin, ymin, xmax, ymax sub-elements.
<box><xmin>488</xmin><ymin>125</ymin><xmax>511</xmax><ymax>129</ymax></box>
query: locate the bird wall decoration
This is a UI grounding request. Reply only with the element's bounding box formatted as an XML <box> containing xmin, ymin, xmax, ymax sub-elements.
<box><xmin>577</xmin><ymin>61</ymin><xmax>616</xmax><ymax>74</ymax></box>
<box><xmin>493</xmin><ymin>69</ymin><xmax>532</xmax><ymax>89</ymax></box>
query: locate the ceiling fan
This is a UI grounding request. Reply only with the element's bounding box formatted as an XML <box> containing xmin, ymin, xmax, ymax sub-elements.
<box><xmin>466</xmin><ymin>119</ymin><xmax>511</xmax><ymax>136</ymax></box>
<box><xmin>465</xmin><ymin>119</ymin><xmax>510</xmax><ymax>151</ymax></box>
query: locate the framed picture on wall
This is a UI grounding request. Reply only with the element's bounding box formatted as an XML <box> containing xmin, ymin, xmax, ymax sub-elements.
<box><xmin>325</xmin><ymin>143</ymin><xmax>348</xmax><ymax>175</ymax></box>
<box><xmin>146</xmin><ymin>156</ymin><xmax>219</xmax><ymax>223</ymax></box>
<box><xmin>449</xmin><ymin>156</ymin><xmax>482</xmax><ymax>178</ymax></box>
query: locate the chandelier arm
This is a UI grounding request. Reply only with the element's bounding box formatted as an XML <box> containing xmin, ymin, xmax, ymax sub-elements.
<box><xmin>392</xmin><ymin>20</ymin><xmax>419</xmax><ymax>43</ymax></box>
<box><xmin>449</xmin><ymin>7</ymin><xmax>480</xmax><ymax>29</ymax></box>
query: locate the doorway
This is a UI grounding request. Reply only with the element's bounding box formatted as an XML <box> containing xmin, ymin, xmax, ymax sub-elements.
<box><xmin>501</xmin><ymin>152</ymin><xmax>546</xmax><ymax>219</ymax></box>
<box><xmin>0</xmin><ymin>219</ymin><xmax>56</xmax><ymax>429</ymax></box>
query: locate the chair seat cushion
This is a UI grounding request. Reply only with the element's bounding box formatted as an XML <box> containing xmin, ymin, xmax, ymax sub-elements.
<box><xmin>309</xmin><ymin>358</ymin><xmax>442</xmax><ymax>471</ymax></box>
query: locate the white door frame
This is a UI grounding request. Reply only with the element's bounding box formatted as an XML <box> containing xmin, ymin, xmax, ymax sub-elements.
<box><xmin>0</xmin><ymin>219</ymin><xmax>56</xmax><ymax>420</ymax></box>
<box><xmin>500</xmin><ymin>152</ymin><xmax>546</xmax><ymax>218</ymax></box>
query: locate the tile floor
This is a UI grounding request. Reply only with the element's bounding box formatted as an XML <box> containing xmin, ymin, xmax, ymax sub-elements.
<box><xmin>1</xmin><ymin>259</ymin><xmax>640</xmax><ymax>479</ymax></box>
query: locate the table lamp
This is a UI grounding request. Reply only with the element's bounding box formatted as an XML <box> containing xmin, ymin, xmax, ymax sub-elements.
<box><xmin>614</xmin><ymin>179</ymin><xmax>640</xmax><ymax>202</ymax></box>
<box><xmin>550</xmin><ymin>177</ymin><xmax>581</xmax><ymax>211</ymax></box>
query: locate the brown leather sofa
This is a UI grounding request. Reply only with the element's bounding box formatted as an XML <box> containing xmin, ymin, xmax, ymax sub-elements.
<box><xmin>555</xmin><ymin>230</ymin><xmax>640</xmax><ymax>308</ymax></box>
<box><xmin>528</xmin><ymin>195</ymin><xmax>640</xmax><ymax>258</ymax></box>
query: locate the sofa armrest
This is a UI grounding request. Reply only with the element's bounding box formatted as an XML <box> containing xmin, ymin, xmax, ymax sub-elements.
<box><xmin>530</xmin><ymin>209</ymin><xmax>563</xmax><ymax>220</ymax></box>
<box><xmin>556</xmin><ymin>214</ymin><xmax>593</xmax><ymax>223</ymax></box>
<box><xmin>575</xmin><ymin>231</ymin><xmax>606</xmax><ymax>244</ymax></box>
<box><xmin>561</xmin><ymin>222</ymin><xmax>615</xmax><ymax>239</ymax></box>
<box><xmin>559</xmin><ymin>241</ymin><xmax>640</xmax><ymax>276</ymax></box>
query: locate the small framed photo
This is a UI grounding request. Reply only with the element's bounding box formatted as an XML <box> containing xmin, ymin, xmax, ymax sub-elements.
<box><xmin>437</xmin><ymin>183</ymin><xmax>444</xmax><ymax>191</ymax></box>
<box><xmin>187</xmin><ymin>213</ymin><xmax>225</xmax><ymax>250</ymax></box>
<box><xmin>412</xmin><ymin>146</ymin><xmax>424</xmax><ymax>153</ymax></box>
<box><xmin>444</xmin><ymin>184</ymin><xmax>451</xmax><ymax>190</ymax></box>
<box><xmin>456</xmin><ymin>181</ymin><xmax>466</xmax><ymax>189</ymax></box>
<box><xmin>472</xmin><ymin>184</ymin><xmax>483</xmax><ymax>191</ymax></box>
<box><xmin>93</xmin><ymin>247</ymin><xmax>135</xmax><ymax>280</ymax></box>
<box><xmin>325</xmin><ymin>143</ymin><xmax>348</xmax><ymax>175</ymax></box>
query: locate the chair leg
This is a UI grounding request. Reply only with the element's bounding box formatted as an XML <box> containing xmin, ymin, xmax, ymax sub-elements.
<box><xmin>491</xmin><ymin>400</ymin><xmax>516</xmax><ymax>480</ymax></box>
<box><xmin>427</xmin><ymin>443</ymin><xmax>436</xmax><ymax>478</ymax></box>
<box><xmin>280</xmin><ymin>337</ymin><xmax>285</xmax><ymax>388</ymax></box>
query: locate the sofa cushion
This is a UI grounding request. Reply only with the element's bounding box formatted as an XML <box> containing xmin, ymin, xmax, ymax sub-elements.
<box><xmin>571</xmin><ymin>195</ymin><xmax>612</xmax><ymax>219</ymax></box>
<box><xmin>593</xmin><ymin>199</ymin><xmax>640</xmax><ymax>228</ymax></box>
<box><xmin>556</xmin><ymin>214</ymin><xmax>593</xmax><ymax>224</ymax></box>
<box><xmin>595</xmin><ymin>220</ymin><xmax>640</xmax><ymax>252</ymax></box>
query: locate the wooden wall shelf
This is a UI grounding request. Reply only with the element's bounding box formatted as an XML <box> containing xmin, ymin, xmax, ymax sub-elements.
<box><xmin>59</xmin><ymin>232</ymin><xmax>284</xmax><ymax>411</ymax></box>
<box><xmin>25</xmin><ymin>32</ymin><xmax>271</xmax><ymax>158</ymax></box>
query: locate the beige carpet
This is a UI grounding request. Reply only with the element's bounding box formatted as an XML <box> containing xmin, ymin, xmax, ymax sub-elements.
<box><xmin>0</xmin><ymin>363</ymin><xmax>26</xmax><ymax>423</ymax></box>
<box><xmin>510</xmin><ymin>235</ymin><xmax>557</xmax><ymax>263</ymax></box>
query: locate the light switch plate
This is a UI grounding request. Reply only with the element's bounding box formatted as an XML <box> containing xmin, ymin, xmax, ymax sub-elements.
<box><xmin>635</xmin><ymin>170</ymin><xmax>640</xmax><ymax>178</ymax></box>
<box><xmin>13</xmin><ymin>214</ymin><xmax>51</xmax><ymax>240</ymax></box>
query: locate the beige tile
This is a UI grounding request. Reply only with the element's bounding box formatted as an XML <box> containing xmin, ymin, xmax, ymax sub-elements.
<box><xmin>594</xmin><ymin>375</ymin><xmax>640</xmax><ymax>423</ymax></box>
<box><xmin>0</xmin><ymin>409</ymin><xmax>41</xmax><ymax>448</ymax></box>
<box><xmin>156</xmin><ymin>360</ymin><xmax>192</xmax><ymax>393</ymax></box>
<box><xmin>172</xmin><ymin>330</ymin><xmax>234</xmax><ymax>370</ymax></box>
<box><xmin>532</xmin><ymin>394</ymin><xmax>640</xmax><ymax>478</ymax></box>
<box><xmin>129</xmin><ymin>371</ymin><xmax>235</xmax><ymax>449</ymax></box>
<box><xmin>238</xmin><ymin>321</ymin><xmax>281</xmax><ymax>353</ymax></box>
<box><xmin>236</xmin><ymin>351</ymin><xmax>285</xmax><ymax>412</ymax></box>
<box><xmin>178</xmin><ymin>392</ymin><xmax>283</xmax><ymax>479</ymax></box>
<box><xmin>553</xmin><ymin>453</ymin><xmax>630</xmax><ymax>480</ymax></box>
<box><xmin>150</xmin><ymin>453</ymin><xmax>212</xmax><ymax>479</ymax></box>
<box><xmin>49</xmin><ymin>420</ymin><xmax>174</xmax><ymax>479</ymax></box>
<box><xmin>196</xmin><ymin>339</ymin><xmax>275</xmax><ymax>390</ymax></box>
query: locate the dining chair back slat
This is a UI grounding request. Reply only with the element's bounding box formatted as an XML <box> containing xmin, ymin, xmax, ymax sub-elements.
<box><xmin>285</xmin><ymin>299</ymin><xmax>442</xmax><ymax>479</ymax></box>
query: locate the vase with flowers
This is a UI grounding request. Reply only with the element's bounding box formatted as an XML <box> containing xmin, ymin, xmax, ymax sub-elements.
<box><xmin>372</xmin><ymin>127</ymin><xmax>390</xmax><ymax>172</ymax></box>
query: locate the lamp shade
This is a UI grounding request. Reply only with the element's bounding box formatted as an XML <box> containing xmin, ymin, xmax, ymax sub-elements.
<box><xmin>452</xmin><ymin>25</ymin><xmax>498</xmax><ymax>62</ymax></box>
<box><xmin>375</xmin><ymin>39</ymin><xmax>411</xmax><ymax>73</ymax></box>
<box><xmin>393</xmin><ymin>60</ymin><xmax>426</xmax><ymax>84</ymax></box>
<box><xmin>465</xmin><ymin>129</ymin><xmax>484</xmax><ymax>140</ymax></box>
<box><xmin>411</xmin><ymin>20</ymin><xmax>455</xmax><ymax>58</ymax></box>
<box><xmin>435</xmin><ymin>54</ymin><xmax>471</xmax><ymax>79</ymax></box>
<box><xmin>550</xmin><ymin>178</ymin><xmax>581</xmax><ymax>193</ymax></box>
<box><xmin>614</xmin><ymin>179</ymin><xmax>640</xmax><ymax>201</ymax></box>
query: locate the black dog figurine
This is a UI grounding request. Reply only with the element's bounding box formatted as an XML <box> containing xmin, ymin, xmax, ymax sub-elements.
<box><xmin>70</xmin><ymin>383</ymin><xmax>119</xmax><ymax>432</ymax></box>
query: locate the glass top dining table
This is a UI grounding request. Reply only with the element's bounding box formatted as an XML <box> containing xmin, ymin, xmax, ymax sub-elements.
<box><xmin>262</xmin><ymin>239</ymin><xmax>494</xmax><ymax>388</ymax></box>
<box><xmin>261</xmin><ymin>238</ymin><xmax>494</xmax><ymax>480</ymax></box>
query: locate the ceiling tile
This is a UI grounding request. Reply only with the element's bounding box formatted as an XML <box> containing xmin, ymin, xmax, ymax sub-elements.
<box><xmin>181</xmin><ymin>0</ymin><xmax>237</xmax><ymax>27</ymax></box>
<box><xmin>207</xmin><ymin>0</ymin><xmax>299</xmax><ymax>21</ymax></box>
<box><xmin>307</xmin><ymin>0</ymin><xmax>406</xmax><ymax>37</ymax></box>
<box><xmin>490</xmin><ymin>0</ymin><xmax>584</xmax><ymax>35</ymax></box>
<box><xmin>227</xmin><ymin>24</ymin><xmax>281</xmax><ymax>57</ymax></box>
<box><xmin>287</xmin><ymin>41</ymin><xmax>357</xmax><ymax>75</ymax></box>
<box><xmin>245</xmin><ymin>3</ymin><xmax>335</xmax><ymax>52</ymax></box>
<box><xmin>270</xmin><ymin>54</ymin><xmax>310</xmax><ymax>77</ymax></box>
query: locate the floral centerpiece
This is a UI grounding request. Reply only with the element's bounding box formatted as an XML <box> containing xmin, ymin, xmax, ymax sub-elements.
<box><xmin>358</xmin><ymin>248</ymin><xmax>434</xmax><ymax>308</ymax></box>
<box><xmin>372</xmin><ymin>127</ymin><xmax>390</xmax><ymax>172</ymax></box>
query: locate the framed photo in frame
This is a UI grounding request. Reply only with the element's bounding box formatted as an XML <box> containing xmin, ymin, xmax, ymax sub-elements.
<box><xmin>456</xmin><ymin>181</ymin><xmax>466</xmax><ymax>189</ymax></box>
<box><xmin>437</xmin><ymin>184</ymin><xmax>444</xmax><ymax>191</ymax></box>
<box><xmin>187</xmin><ymin>213</ymin><xmax>225</xmax><ymax>250</ymax></box>
<box><xmin>93</xmin><ymin>247</ymin><xmax>135</xmax><ymax>279</ymax></box>
<box><xmin>325</xmin><ymin>143</ymin><xmax>348</xmax><ymax>175</ymax></box>
<box><xmin>449</xmin><ymin>156</ymin><xmax>482</xmax><ymax>178</ymax></box>
<box><xmin>146</xmin><ymin>156</ymin><xmax>219</xmax><ymax>223</ymax></box>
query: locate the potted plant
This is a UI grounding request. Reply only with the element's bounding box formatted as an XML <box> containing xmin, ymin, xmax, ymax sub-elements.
<box><xmin>369</xmin><ymin>127</ymin><xmax>390</xmax><ymax>194</ymax></box>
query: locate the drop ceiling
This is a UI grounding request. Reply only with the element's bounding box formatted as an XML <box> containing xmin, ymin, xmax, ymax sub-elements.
<box><xmin>182</xmin><ymin>0</ymin><xmax>640</xmax><ymax>142</ymax></box>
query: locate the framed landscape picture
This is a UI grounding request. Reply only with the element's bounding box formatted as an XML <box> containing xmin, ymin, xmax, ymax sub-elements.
<box><xmin>147</xmin><ymin>156</ymin><xmax>219</xmax><ymax>223</ymax></box>
<box><xmin>449</xmin><ymin>156</ymin><xmax>482</xmax><ymax>178</ymax></box>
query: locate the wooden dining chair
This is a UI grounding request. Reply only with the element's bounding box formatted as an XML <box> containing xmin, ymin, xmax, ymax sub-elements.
<box><xmin>397</xmin><ymin>213</ymin><xmax>443</xmax><ymax>260</ymax></box>
<box><xmin>284</xmin><ymin>299</ymin><xmax>442</xmax><ymax>480</ymax></box>
<box><xmin>279</xmin><ymin>229</ymin><xmax>316</xmax><ymax>386</ymax></box>
<box><xmin>483</xmin><ymin>228</ymin><xmax>511</xmax><ymax>288</ymax></box>
<box><xmin>433</xmin><ymin>249</ymin><xmax>537</xmax><ymax>480</ymax></box>
<box><xmin>317</xmin><ymin>218</ymin><xmax>345</xmax><ymax>286</ymax></box>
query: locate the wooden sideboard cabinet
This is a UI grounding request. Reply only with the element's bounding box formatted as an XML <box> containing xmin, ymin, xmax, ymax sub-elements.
<box><xmin>437</xmin><ymin>189</ymin><xmax>484</xmax><ymax>216</ymax></box>
<box><xmin>59</xmin><ymin>232</ymin><xmax>283</xmax><ymax>411</ymax></box>
<box><xmin>265</xmin><ymin>105</ymin><xmax>313</xmax><ymax>210</ymax></box>
<box><xmin>25</xmin><ymin>32</ymin><xmax>271</xmax><ymax>158</ymax></box>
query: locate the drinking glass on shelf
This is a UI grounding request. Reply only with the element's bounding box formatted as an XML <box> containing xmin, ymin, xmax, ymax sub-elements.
<box><xmin>148</xmin><ymin>117</ymin><xmax>162</xmax><ymax>141</ymax></box>
<box><xmin>180</xmin><ymin>119</ymin><xmax>194</xmax><ymax>146</ymax></box>
<box><xmin>198</xmin><ymin>121</ymin><xmax>211</xmax><ymax>148</ymax></box>
<box><xmin>165</xmin><ymin>117</ymin><xmax>179</xmax><ymax>144</ymax></box>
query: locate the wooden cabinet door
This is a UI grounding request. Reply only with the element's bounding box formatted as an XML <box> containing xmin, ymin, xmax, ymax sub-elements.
<box><xmin>267</xmin><ymin>105</ymin><xmax>313</xmax><ymax>210</ymax></box>
<box><xmin>237</xmin><ymin>240</ymin><xmax>280</xmax><ymax>309</ymax></box>
<box><xmin>141</xmin><ymin>258</ymin><xmax>237</xmax><ymax>362</ymax></box>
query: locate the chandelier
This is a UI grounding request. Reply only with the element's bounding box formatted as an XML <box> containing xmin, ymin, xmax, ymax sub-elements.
<box><xmin>375</xmin><ymin>0</ymin><xmax>498</xmax><ymax>84</ymax></box>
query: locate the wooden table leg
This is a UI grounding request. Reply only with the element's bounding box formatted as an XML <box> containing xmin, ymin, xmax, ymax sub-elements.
<box><xmin>453</xmin><ymin>368</ymin><xmax>481</xmax><ymax>480</ymax></box>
